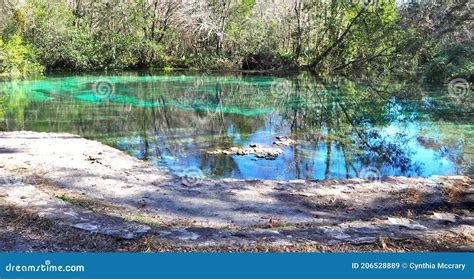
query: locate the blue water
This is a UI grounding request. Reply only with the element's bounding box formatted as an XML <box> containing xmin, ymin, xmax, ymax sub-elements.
<box><xmin>0</xmin><ymin>72</ymin><xmax>472</xmax><ymax>180</ymax></box>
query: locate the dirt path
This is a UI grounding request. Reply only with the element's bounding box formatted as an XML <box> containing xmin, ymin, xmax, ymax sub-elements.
<box><xmin>0</xmin><ymin>131</ymin><xmax>472</xmax><ymax>251</ymax></box>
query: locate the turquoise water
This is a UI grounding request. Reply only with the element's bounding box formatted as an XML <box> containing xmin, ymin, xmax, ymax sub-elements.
<box><xmin>0</xmin><ymin>72</ymin><xmax>472</xmax><ymax>180</ymax></box>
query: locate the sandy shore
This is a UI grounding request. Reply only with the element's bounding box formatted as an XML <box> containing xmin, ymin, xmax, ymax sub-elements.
<box><xmin>0</xmin><ymin>131</ymin><xmax>472</xmax><ymax>251</ymax></box>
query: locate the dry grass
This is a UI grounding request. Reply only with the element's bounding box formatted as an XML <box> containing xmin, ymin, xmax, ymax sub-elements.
<box><xmin>2</xmin><ymin>170</ymin><xmax>471</xmax><ymax>252</ymax></box>
<box><xmin>22</xmin><ymin>175</ymin><xmax>215</xmax><ymax>229</ymax></box>
<box><xmin>0</xmin><ymin>201</ymin><xmax>471</xmax><ymax>252</ymax></box>
<box><xmin>442</xmin><ymin>180</ymin><xmax>470</xmax><ymax>205</ymax></box>
<box><xmin>399</xmin><ymin>188</ymin><xmax>423</xmax><ymax>204</ymax></box>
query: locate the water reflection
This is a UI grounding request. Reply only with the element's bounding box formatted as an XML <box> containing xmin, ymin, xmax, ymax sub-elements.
<box><xmin>0</xmin><ymin>72</ymin><xmax>471</xmax><ymax>180</ymax></box>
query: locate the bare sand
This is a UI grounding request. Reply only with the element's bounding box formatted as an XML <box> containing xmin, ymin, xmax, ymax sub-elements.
<box><xmin>0</xmin><ymin>131</ymin><xmax>472</xmax><ymax>251</ymax></box>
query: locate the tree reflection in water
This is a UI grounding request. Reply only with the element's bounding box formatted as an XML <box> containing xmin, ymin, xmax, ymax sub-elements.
<box><xmin>0</xmin><ymin>73</ymin><xmax>471</xmax><ymax>180</ymax></box>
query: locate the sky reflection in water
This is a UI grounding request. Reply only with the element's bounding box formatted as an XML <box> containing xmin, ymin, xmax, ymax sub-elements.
<box><xmin>0</xmin><ymin>73</ymin><xmax>471</xmax><ymax>180</ymax></box>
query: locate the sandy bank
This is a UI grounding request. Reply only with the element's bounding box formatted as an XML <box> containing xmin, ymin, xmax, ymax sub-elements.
<box><xmin>0</xmin><ymin>131</ymin><xmax>472</xmax><ymax>251</ymax></box>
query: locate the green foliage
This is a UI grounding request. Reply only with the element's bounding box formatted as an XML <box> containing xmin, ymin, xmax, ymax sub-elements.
<box><xmin>11</xmin><ymin>0</ymin><xmax>168</xmax><ymax>71</ymax></box>
<box><xmin>133</xmin><ymin>40</ymin><xmax>166</xmax><ymax>67</ymax></box>
<box><xmin>0</xmin><ymin>0</ymin><xmax>470</xmax><ymax>80</ymax></box>
<box><xmin>20</xmin><ymin>0</ymin><xmax>94</xmax><ymax>70</ymax></box>
<box><xmin>0</xmin><ymin>35</ymin><xmax>44</xmax><ymax>78</ymax></box>
<box><xmin>423</xmin><ymin>43</ymin><xmax>474</xmax><ymax>82</ymax></box>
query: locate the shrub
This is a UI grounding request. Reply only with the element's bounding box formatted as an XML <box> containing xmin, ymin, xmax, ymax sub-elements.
<box><xmin>0</xmin><ymin>34</ymin><xmax>44</xmax><ymax>78</ymax></box>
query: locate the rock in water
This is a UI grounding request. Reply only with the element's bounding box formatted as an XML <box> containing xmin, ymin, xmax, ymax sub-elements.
<box><xmin>273</xmin><ymin>136</ymin><xmax>296</xmax><ymax>146</ymax></box>
<box><xmin>208</xmin><ymin>145</ymin><xmax>284</xmax><ymax>160</ymax></box>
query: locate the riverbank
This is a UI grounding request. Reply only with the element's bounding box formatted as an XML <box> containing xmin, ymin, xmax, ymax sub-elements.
<box><xmin>0</xmin><ymin>131</ymin><xmax>472</xmax><ymax>252</ymax></box>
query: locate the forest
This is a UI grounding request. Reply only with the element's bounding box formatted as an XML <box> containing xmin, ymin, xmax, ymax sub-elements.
<box><xmin>0</xmin><ymin>0</ymin><xmax>473</xmax><ymax>256</ymax></box>
<box><xmin>0</xmin><ymin>0</ymin><xmax>472</xmax><ymax>81</ymax></box>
